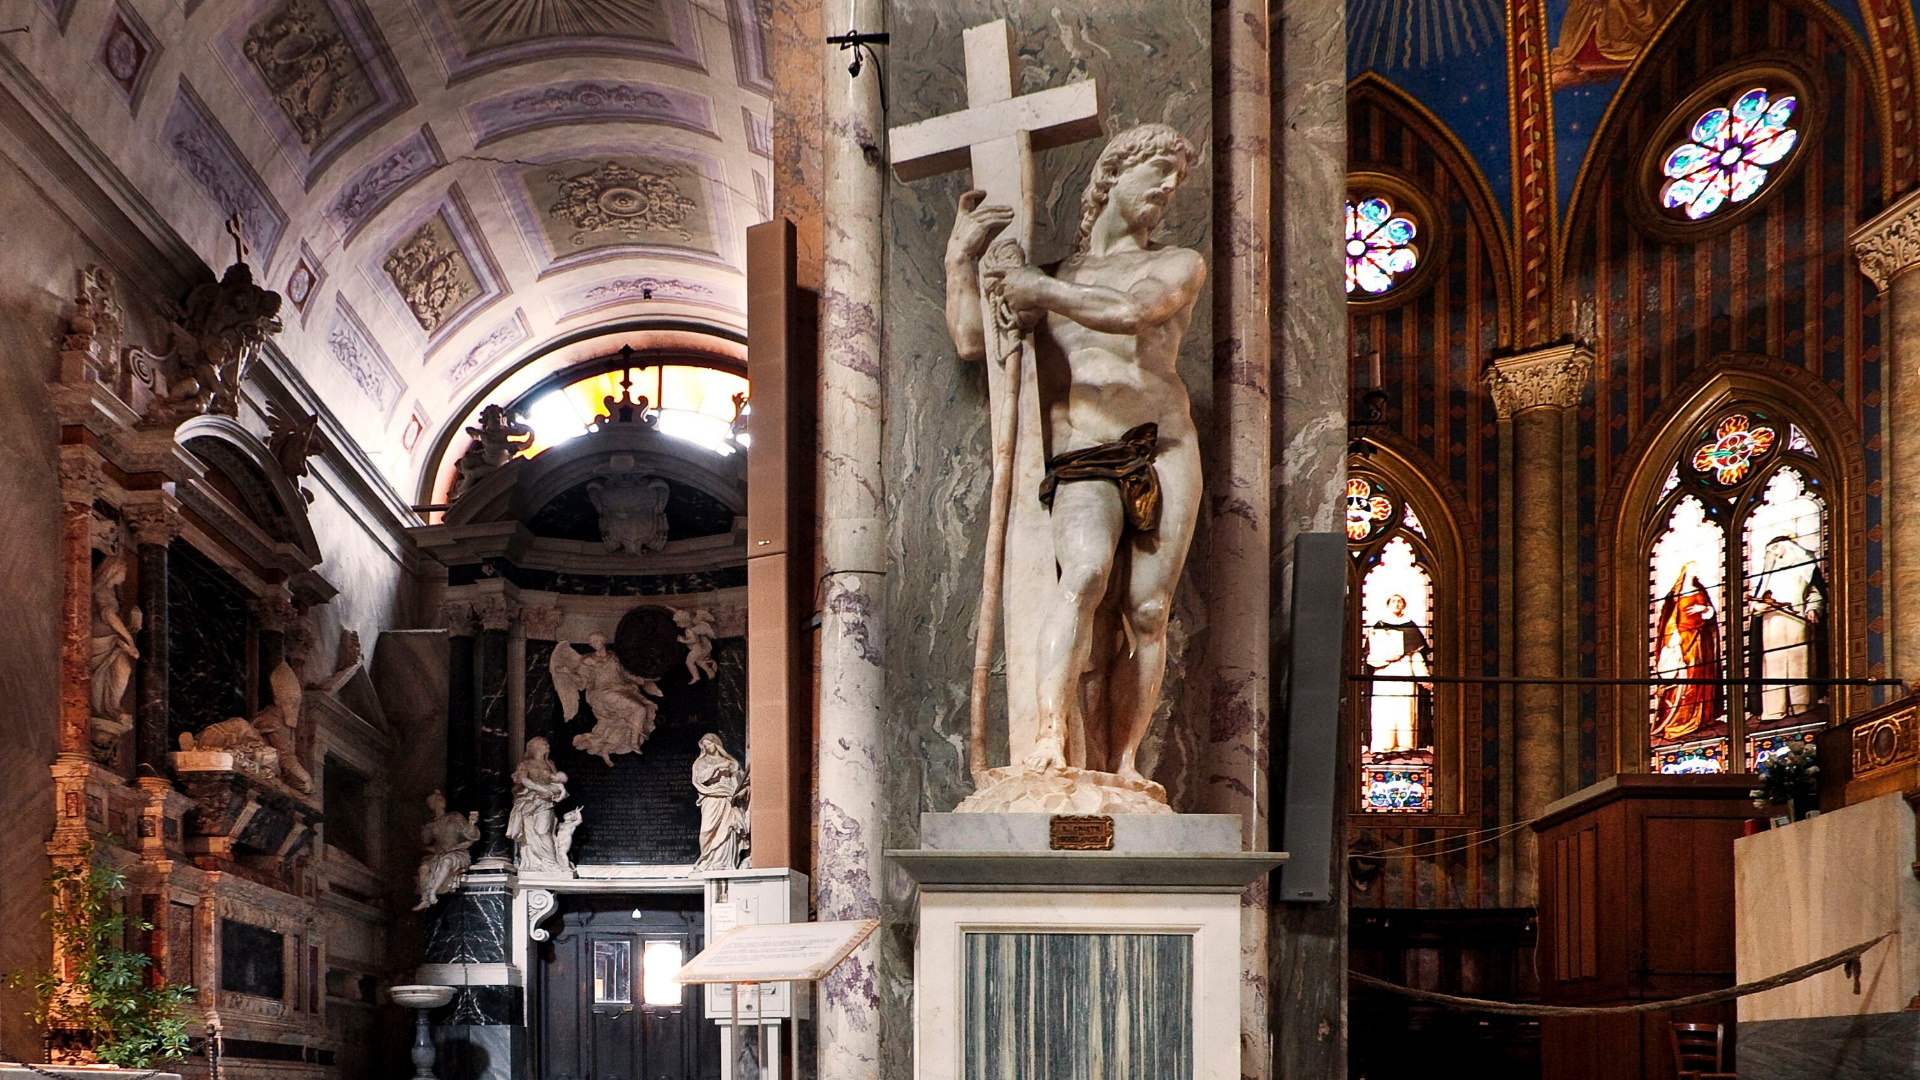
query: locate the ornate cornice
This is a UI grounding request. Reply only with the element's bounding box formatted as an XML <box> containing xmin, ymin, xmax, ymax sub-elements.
<box><xmin>248</xmin><ymin>594</ymin><xmax>300</xmax><ymax>632</ymax></box>
<box><xmin>1484</xmin><ymin>343</ymin><xmax>1593</xmax><ymax>419</ymax></box>
<box><xmin>1851</xmin><ymin>186</ymin><xmax>1920</xmax><ymax>291</ymax></box>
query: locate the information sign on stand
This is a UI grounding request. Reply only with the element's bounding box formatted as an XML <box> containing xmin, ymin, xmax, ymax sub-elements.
<box><xmin>675</xmin><ymin>919</ymin><xmax>879</xmax><ymax>1080</ymax></box>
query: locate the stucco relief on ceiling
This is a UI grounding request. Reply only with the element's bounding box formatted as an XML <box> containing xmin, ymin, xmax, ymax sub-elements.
<box><xmin>415</xmin><ymin>0</ymin><xmax>699</xmax><ymax>78</ymax></box>
<box><xmin>220</xmin><ymin>0</ymin><xmax>410</xmax><ymax>184</ymax></box>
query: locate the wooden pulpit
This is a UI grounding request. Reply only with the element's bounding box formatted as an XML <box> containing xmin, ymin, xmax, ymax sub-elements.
<box><xmin>1532</xmin><ymin>774</ymin><xmax>1759</xmax><ymax>1080</ymax></box>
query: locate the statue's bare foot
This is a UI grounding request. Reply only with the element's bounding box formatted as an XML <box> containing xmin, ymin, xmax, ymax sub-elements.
<box><xmin>598</xmin><ymin>753</ymin><xmax>614</xmax><ymax>767</ymax></box>
<box><xmin>1114</xmin><ymin>756</ymin><xmax>1148</xmax><ymax>786</ymax></box>
<box><xmin>1023</xmin><ymin>737</ymin><xmax>1068</xmax><ymax>771</ymax></box>
<box><xmin>413</xmin><ymin>897</ymin><xmax>432</xmax><ymax>912</ymax></box>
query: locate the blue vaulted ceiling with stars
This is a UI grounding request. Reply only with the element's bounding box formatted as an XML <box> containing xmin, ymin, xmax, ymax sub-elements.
<box><xmin>1348</xmin><ymin>0</ymin><xmax>1881</xmax><ymax>225</ymax></box>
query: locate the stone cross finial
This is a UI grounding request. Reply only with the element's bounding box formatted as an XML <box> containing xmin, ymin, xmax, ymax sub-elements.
<box><xmin>225</xmin><ymin>214</ymin><xmax>251</xmax><ymax>267</ymax></box>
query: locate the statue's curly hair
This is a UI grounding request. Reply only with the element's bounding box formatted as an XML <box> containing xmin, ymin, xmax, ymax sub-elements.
<box><xmin>1071</xmin><ymin>124</ymin><xmax>1197</xmax><ymax>257</ymax></box>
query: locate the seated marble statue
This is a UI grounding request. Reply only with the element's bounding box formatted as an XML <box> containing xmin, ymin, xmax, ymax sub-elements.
<box><xmin>550</xmin><ymin>633</ymin><xmax>663</xmax><ymax>766</ymax></box>
<box><xmin>943</xmin><ymin>123</ymin><xmax>1205</xmax><ymax>810</ymax></box>
<box><xmin>414</xmin><ymin>790</ymin><xmax>479</xmax><ymax>911</ymax></box>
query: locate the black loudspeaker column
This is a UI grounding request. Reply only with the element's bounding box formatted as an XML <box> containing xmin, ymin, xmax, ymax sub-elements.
<box><xmin>1278</xmin><ymin>532</ymin><xmax>1347</xmax><ymax>903</ymax></box>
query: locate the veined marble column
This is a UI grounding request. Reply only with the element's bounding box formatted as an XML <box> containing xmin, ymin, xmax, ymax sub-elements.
<box><xmin>125</xmin><ymin>499</ymin><xmax>182</xmax><ymax>779</ymax></box>
<box><xmin>1270</xmin><ymin>0</ymin><xmax>1349</xmax><ymax>1073</ymax></box>
<box><xmin>473</xmin><ymin>598</ymin><xmax>514</xmax><ymax>868</ymax></box>
<box><xmin>443</xmin><ymin>603</ymin><xmax>479</xmax><ymax>822</ymax></box>
<box><xmin>817</xmin><ymin>0</ymin><xmax>887</xmax><ymax>1073</ymax></box>
<box><xmin>58</xmin><ymin>453</ymin><xmax>102</xmax><ymax>761</ymax></box>
<box><xmin>1485</xmin><ymin>344</ymin><xmax>1590</xmax><ymax>902</ymax></box>
<box><xmin>1852</xmin><ymin>191</ymin><xmax>1920</xmax><ymax>686</ymax></box>
<box><xmin>1210</xmin><ymin>0</ymin><xmax>1274</xmax><ymax>1073</ymax></box>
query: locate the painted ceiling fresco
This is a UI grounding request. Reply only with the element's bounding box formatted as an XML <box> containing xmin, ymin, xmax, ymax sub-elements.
<box><xmin>8</xmin><ymin>0</ymin><xmax>773</xmax><ymax>491</ymax></box>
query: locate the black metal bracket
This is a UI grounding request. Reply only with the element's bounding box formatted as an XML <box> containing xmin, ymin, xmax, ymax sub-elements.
<box><xmin>828</xmin><ymin>29</ymin><xmax>890</xmax><ymax>110</ymax></box>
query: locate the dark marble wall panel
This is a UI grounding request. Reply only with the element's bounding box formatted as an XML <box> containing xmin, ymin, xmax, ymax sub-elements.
<box><xmin>167</xmin><ymin>540</ymin><xmax>250</xmax><ymax>738</ymax></box>
<box><xmin>530</xmin><ymin>636</ymin><xmax>746</xmax><ymax>865</ymax></box>
<box><xmin>425</xmin><ymin>887</ymin><xmax>509</xmax><ymax>965</ymax></box>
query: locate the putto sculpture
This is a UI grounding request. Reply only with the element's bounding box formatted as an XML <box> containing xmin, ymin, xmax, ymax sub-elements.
<box><xmin>674</xmin><ymin>608</ymin><xmax>718</xmax><ymax>683</ymax></box>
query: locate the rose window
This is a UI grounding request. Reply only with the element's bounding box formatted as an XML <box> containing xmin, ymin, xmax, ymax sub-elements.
<box><xmin>1660</xmin><ymin>87</ymin><xmax>1799</xmax><ymax>221</ymax></box>
<box><xmin>1346</xmin><ymin>477</ymin><xmax>1394</xmax><ymax>541</ymax></box>
<box><xmin>1691</xmin><ymin>413</ymin><xmax>1777</xmax><ymax>485</ymax></box>
<box><xmin>1345</xmin><ymin>197</ymin><xmax>1419</xmax><ymax>295</ymax></box>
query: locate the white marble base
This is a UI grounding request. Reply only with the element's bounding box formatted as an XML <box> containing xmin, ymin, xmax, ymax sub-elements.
<box><xmin>893</xmin><ymin>842</ymin><xmax>1281</xmax><ymax>1079</ymax></box>
<box><xmin>921</xmin><ymin>812</ymin><xmax>1242</xmax><ymax>853</ymax></box>
<box><xmin>953</xmin><ymin>765</ymin><xmax>1173</xmax><ymax>814</ymax></box>
<box><xmin>912</xmin><ymin>889</ymin><xmax>1244</xmax><ymax>1080</ymax></box>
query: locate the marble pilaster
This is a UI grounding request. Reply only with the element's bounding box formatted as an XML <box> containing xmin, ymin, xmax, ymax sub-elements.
<box><xmin>58</xmin><ymin>452</ymin><xmax>103</xmax><ymax>762</ymax></box>
<box><xmin>473</xmin><ymin>598</ymin><xmax>514</xmax><ymax>867</ymax></box>
<box><xmin>816</xmin><ymin>1</ymin><xmax>888</xmax><ymax>1074</ymax></box>
<box><xmin>1211</xmin><ymin>0</ymin><xmax>1274</xmax><ymax>1073</ymax></box>
<box><xmin>443</xmin><ymin>602</ymin><xmax>479</xmax><ymax>820</ymax></box>
<box><xmin>125</xmin><ymin>499</ymin><xmax>181</xmax><ymax>779</ymax></box>
<box><xmin>1485</xmin><ymin>343</ymin><xmax>1591</xmax><ymax>902</ymax></box>
<box><xmin>1269</xmin><ymin>0</ymin><xmax>1349</xmax><ymax>1074</ymax></box>
<box><xmin>1852</xmin><ymin>190</ymin><xmax>1920</xmax><ymax>683</ymax></box>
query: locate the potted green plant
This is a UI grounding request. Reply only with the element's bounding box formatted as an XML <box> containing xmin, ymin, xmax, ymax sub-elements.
<box><xmin>1750</xmin><ymin>741</ymin><xmax>1822</xmax><ymax>824</ymax></box>
<box><xmin>9</xmin><ymin>847</ymin><xmax>194</xmax><ymax>1068</ymax></box>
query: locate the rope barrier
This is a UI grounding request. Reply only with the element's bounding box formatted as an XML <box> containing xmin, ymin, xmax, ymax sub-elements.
<box><xmin>1350</xmin><ymin>933</ymin><xmax>1890</xmax><ymax>1017</ymax></box>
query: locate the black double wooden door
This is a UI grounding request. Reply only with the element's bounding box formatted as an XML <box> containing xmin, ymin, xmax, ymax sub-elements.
<box><xmin>537</xmin><ymin>896</ymin><xmax>720</xmax><ymax>1080</ymax></box>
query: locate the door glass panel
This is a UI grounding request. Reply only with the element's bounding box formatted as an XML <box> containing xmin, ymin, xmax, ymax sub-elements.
<box><xmin>592</xmin><ymin>940</ymin><xmax>632</xmax><ymax>1005</ymax></box>
<box><xmin>641</xmin><ymin>940</ymin><xmax>684</xmax><ymax>1006</ymax></box>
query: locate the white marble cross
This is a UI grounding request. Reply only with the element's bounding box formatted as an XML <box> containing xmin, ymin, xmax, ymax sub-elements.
<box><xmin>888</xmin><ymin>19</ymin><xmax>1103</xmax><ymax>248</ymax></box>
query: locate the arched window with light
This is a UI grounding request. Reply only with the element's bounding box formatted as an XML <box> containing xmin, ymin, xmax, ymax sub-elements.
<box><xmin>1642</xmin><ymin>408</ymin><xmax>1832</xmax><ymax>773</ymax></box>
<box><xmin>1347</xmin><ymin>453</ymin><xmax>1468</xmax><ymax>816</ymax></box>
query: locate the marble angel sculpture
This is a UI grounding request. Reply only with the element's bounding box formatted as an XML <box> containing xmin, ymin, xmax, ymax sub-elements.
<box><xmin>88</xmin><ymin>552</ymin><xmax>141</xmax><ymax>729</ymax></box>
<box><xmin>178</xmin><ymin>660</ymin><xmax>313</xmax><ymax>793</ymax></box>
<box><xmin>550</xmin><ymin>633</ymin><xmax>663</xmax><ymax>766</ymax></box>
<box><xmin>507</xmin><ymin>737</ymin><xmax>582</xmax><ymax>876</ymax></box>
<box><xmin>691</xmin><ymin>734</ymin><xmax>749</xmax><ymax>872</ymax></box>
<box><xmin>674</xmin><ymin>608</ymin><xmax>718</xmax><ymax>683</ymax></box>
<box><xmin>414</xmin><ymin>790</ymin><xmax>479</xmax><ymax>911</ymax></box>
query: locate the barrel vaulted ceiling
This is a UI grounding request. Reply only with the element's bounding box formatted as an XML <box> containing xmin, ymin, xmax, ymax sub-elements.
<box><xmin>10</xmin><ymin>0</ymin><xmax>772</xmax><ymax>491</ymax></box>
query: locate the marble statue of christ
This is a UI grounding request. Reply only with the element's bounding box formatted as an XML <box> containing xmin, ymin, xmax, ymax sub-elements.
<box><xmin>945</xmin><ymin>124</ymin><xmax>1205</xmax><ymax>783</ymax></box>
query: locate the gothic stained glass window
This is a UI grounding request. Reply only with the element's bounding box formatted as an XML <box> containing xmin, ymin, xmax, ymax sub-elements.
<box><xmin>1646</xmin><ymin>408</ymin><xmax>1831</xmax><ymax>773</ymax></box>
<box><xmin>1345</xmin><ymin>197</ymin><xmax>1419</xmax><ymax>295</ymax></box>
<box><xmin>1660</xmin><ymin>87</ymin><xmax>1800</xmax><ymax>221</ymax></box>
<box><xmin>1649</xmin><ymin>495</ymin><xmax>1728</xmax><ymax>759</ymax></box>
<box><xmin>1360</xmin><ymin>538</ymin><xmax>1434</xmax><ymax>811</ymax></box>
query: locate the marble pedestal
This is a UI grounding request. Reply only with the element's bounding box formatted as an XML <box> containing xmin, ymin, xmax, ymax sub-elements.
<box><xmin>891</xmin><ymin>815</ymin><xmax>1282</xmax><ymax>1080</ymax></box>
<box><xmin>1735</xmin><ymin>792</ymin><xmax>1920</xmax><ymax>1079</ymax></box>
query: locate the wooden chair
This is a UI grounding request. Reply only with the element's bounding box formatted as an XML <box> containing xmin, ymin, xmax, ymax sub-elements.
<box><xmin>1670</xmin><ymin>1022</ymin><xmax>1737</xmax><ymax>1080</ymax></box>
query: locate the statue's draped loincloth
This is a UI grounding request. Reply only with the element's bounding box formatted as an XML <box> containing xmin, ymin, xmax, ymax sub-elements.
<box><xmin>1037</xmin><ymin>421</ymin><xmax>1161</xmax><ymax>532</ymax></box>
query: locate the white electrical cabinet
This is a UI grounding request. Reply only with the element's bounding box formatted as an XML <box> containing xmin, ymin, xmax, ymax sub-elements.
<box><xmin>702</xmin><ymin>866</ymin><xmax>810</xmax><ymax>1080</ymax></box>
